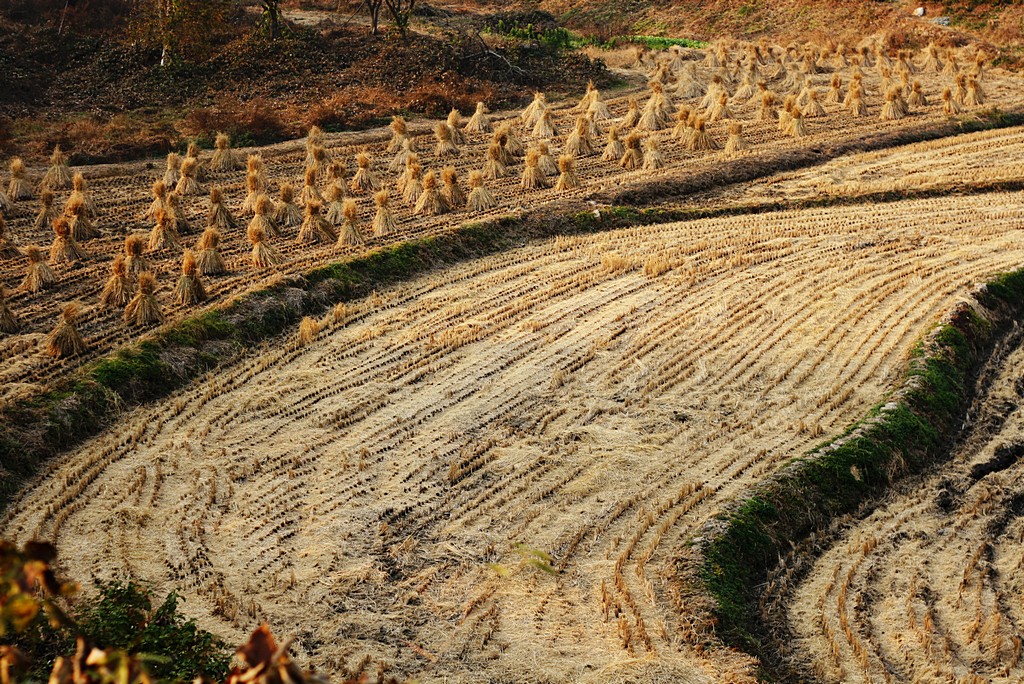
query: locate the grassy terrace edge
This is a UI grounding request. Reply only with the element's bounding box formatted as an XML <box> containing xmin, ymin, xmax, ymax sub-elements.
<box><xmin>696</xmin><ymin>266</ymin><xmax>1024</xmax><ymax>677</ymax></box>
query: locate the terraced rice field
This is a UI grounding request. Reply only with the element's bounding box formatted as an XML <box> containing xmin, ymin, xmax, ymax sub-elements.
<box><xmin>785</xmin><ymin>329</ymin><xmax>1024</xmax><ymax>684</ymax></box>
<box><xmin>3</xmin><ymin>51</ymin><xmax>1023</xmax><ymax>406</ymax></box>
<box><xmin>5</xmin><ymin>188</ymin><xmax>1024</xmax><ymax>681</ymax></box>
<box><xmin>688</xmin><ymin>123</ymin><xmax>1024</xmax><ymax>207</ymax></box>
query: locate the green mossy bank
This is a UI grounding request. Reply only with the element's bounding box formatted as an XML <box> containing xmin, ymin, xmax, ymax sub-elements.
<box><xmin>698</xmin><ymin>268</ymin><xmax>1024</xmax><ymax>674</ymax></box>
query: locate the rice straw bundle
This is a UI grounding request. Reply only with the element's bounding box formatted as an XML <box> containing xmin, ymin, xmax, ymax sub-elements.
<box><xmin>879</xmin><ymin>86</ymin><xmax>908</xmax><ymax>120</ymax></box>
<box><xmin>148</xmin><ymin>210</ymin><xmax>180</xmax><ymax>252</ymax></box>
<box><xmin>0</xmin><ymin>286</ymin><xmax>19</xmax><ymax>334</ymax></box>
<box><xmin>832</xmin><ymin>45</ymin><xmax>849</xmax><ymax>69</ymax></box>
<box><xmin>248</xmin><ymin>224</ymin><xmax>282</xmax><ymax>268</ymax></box>
<box><xmin>123</xmin><ymin>235</ymin><xmax>151</xmax><ymax>275</ymax></box>
<box><xmin>325</xmin><ymin>184</ymin><xmax>346</xmax><ymax>224</ymax></box>
<box><xmin>441</xmin><ymin>166</ymin><xmax>465</xmax><ymax>208</ymax></box>
<box><xmin>521</xmin><ymin>92</ymin><xmax>548</xmax><ymax>128</ymax></box>
<box><xmin>565</xmin><ymin>117</ymin><xmax>595</xmax><ymax>157</ymax></box>
<box><xmin>414</xmin><ymin>170</ymin><xmax>447</xmax><ymax>215</ymax></box>
<box><xmin>733</xmin><ymin>73</ymin><xmax>755</xmax><ymax>103</ymax></box>
<box><xmin>7</xmin><ymin>158</ymin><xmax>33</xmax><ymax>201</ymax></box>
<box><xmin>953</xmin><ymin>73</ymin><xmax>967</xmax><ymax>104</ymax></box>
<box><xmin>642</xmin><ymin>136</ymin><xmax>665</xmax><ymax>170</ymax></box>
<box><xmin>175</xmin><ymin>157</ymin><xmax>201</xmax><ymax>196</ymax></box>
<box><xmin>638</xmin><ymin>83</ymin><xmax>670</xmax><ymax>131</ymax></box>
<box><xmin>689</xmin><ymin>117</ymin><xmax>717</xmax><ymax>151</ymax></box>
<box><xmin>173</xmin><ymin>250</ymin><xmax>207</xmax><ymax>305</ymax></box>
<box><xmin>699</xmin><ymin>75</ymin><xmax>725</xmax><ymax>111</ymax></box>
<box><xmin>483</xmin><ymin>144</ymin><xmax>508</xmax><ymax>180</ymax></box>
<box><xmin>619</xmin><ymin>132</ymin><xmax>643</xmax><ymax>170</ymax></box>
<box><xmin>942</xmin><ymin>87</ymin><xmax>961</xmax><ymax>115</ymax></box>
<box><xmin>501</xmin><ymin>124</ymin><xmax>525</xmax><ymax>157</ymax></box>
<box><xmin>466</xmin><ymin>171</ymin><xmax>496</xmax><ymax>212</ymax></box>
<box><xmin>621</xmin><ymin>98</ymin><xmax>641</xmax><ymax>129</ymax></box>
<box><xmin>389</xmin><ymin>139</ymin><xmax>417</xmax><ymax>174</ymax></box>
<box><xmin>247</xmin><ymin>154</ymin><xmax>268</xmax><ymax>188</ymax></box>
<box><xmin>207</xmin><ymin>187</ymin><xmax>237</xmax><ymax>230</ymax></box>
<box><xmin>587</xmin><ymin>88</ymin><xmax>612</xmax><ymax>120</ymax></box>
<box><xmin>520</xmin><ymin>149</ymin><xmax>550</xmax><ymax>190</ymax></box>
<box><xmin>210</xmin><ymin>133</ymin><xmax>242</xmax><ymax>172</ymax></box>
<box><xmin>943</xmin><ymin>52</ymin><xmax>958</xmax><ymax>76</ymax></box>
<box><xmin>447</xmin><ymin>109</ymin><xmax>466</xmax><ymax>145</ymax></box>
<box><xmin>250</xmin><ymin>194</ymin><xmax>280</xmax><ymax>238</ymax></box>
<box><xmin>372</xmin><ymin>190</ymin><xmax>398</xmax><ymax>237</ymax></box>
<box><xmin>165</xmin><ymin>191</ymin><xmax>191</xmax><ymax>235</ymax></box>
<box><xmin>305</xmin><ymin>127</ymin><xmax>328</xmax><ymax>166</ymax></box>
<box><xmin>778</xmin><ymin>96</ymin><xmax>796</xmax><ymax>133</ymax></box>
<box><xmin>532</xmin><ymin>109</ymin><xmax>558</xmax><ymax>138</ymax></box>
<box><xmin>337</xmin><ymin>200</ymin><xmax>364</xmax><ymax>247</ymax></box>
<box><xmin>795</xmin><ymin>81</ymin><xmax>812</xmax><ymax>107</ymax></box>
<box><xmin>0</xmin><ymin>215</ymin><xmax>19</xmax><ymax>258</ymax></box>
<box><xmin>676</xmin><ymin>61</ymin><xmax>705</xmax><ymax>93</ymax></box>
<box><xmin>397</xmin><ymin>153</ymin><xmax>420</xmax><ymax>194</ymax></box>
<box><xmin>42</xmin><ymin>145</ymin><xmax>72</xmax><ymax>191</ymax></box>
<box><xmin>146</xmin><ymin>180</ymin><xmax>170</xmax><ymax>222</ymax></box>
<box><xmin>0</xmin><ymin>181</ymin><xmax>10</xmax><ymax>215</ymax></box>
<box><xmin>908</xmin><ymin>81</ymin><xmax>927</xmax><ymax>107</ymax></box>
<box><xmin>491</xmin><ymin>131</ymin><xmax>515</xmax><ymax>166</ymax></box>
<box><xmin>466</xmin><ymin>102</ymin><xmax>492</xmax><ymax>133</ymax></box>
<box><xmin>185</xmin><ymin>142</ymin><xmax>207</xmax><ymax>181</ymax></box>
<box><xmin>306</xmin><ymin>145</ymin><xmax>329</xmax><ymax>180</ymax></box>
<box><xmin>325</xmin><ymin>161</ymin><xmax>348</xmax><ymax>194</ymax></box>
<box><xmin>826</xmin><ymin>75</ymin><xmax>843</xmax><ymax>105</ymax></box>
<box><xmin>274</xmin><ymin>183</ymin><xmax>302</xmax><ymax>229</ymax></box>
<box><xmin>301</xmin><ymin>167</ymin><xmax>324</xmax><ymax>207</ymax></box>
<box><xmin>671</xmin><ymin>108</ymin><xmax>692</xmax><ymax>141</ymax></box>
<box><xmin>848</xmin><ymin>84</ymin><xmax>868</xmax><ymax>116</ymax></box>
<box><xmin>553</xmin><ymin>154</ymin><xmax>580</xmax><ymax>191</ymax></box>
<box><xmin>965</xmin><ymin>77</ymin><xmax>984</xmax><ymax>106</ymax></box>
<box><xmin>724</xmin><ymin>122</ymin><xmax>749</xmax><ymax>154</ymax></box>
<box><xmin>537</xmin><ymin>141</ymin><xmax>558</xmax><ymax>176</ymax></box>
<box><xmin>195</xmin><ymin>228</ymin><xmax>226</xmax><ymax>275</ymax></box>
<box><xmin>124</xmin><ymin>272</ymin><xmax>164</xmax><ymax>326</ymax></box>
<box><xmin>802</xmin><ymin>89</ymin><xmax>825</xmax><ymax>117</ymax></box>
<box><xmin>65</xmin><ymin>201</ymin><xmax>99</xmax><ymax>242</ymax></box>
<box><xmin>708</xmin><ymin>92</ymin><xmax>733</xmax><ymax>122</ymax></box>
<box><xmin>46</xmin><ymin>303</ymin><xmax>87</xmax><ymax>357</ymax></box>
<box><xmin>350</xmin><ymin>152</ymin><xmax>381</xmax><ymax>194</ymax></box>
<box><xmin>402</xmin><ymin>163</ymin><xmax>424</xmax><ymax>205</ymax></box>
<box><xmin>584</xmin><ymin>110</ymin><xmax>603</xmax><ymax>140</ymax></box>
<box><xmin>296</xmin><ymin>202</ymin><xmax>338</xmax><ymax>244</ymax></box>
<box><xmin>31</xmin><ymin>189</ymin><xmax>56</xmax><ymax>235</ymax></box>
<box><xmin>434</xmin><ymin>122</ymin><xmax>460</xmax><ymax>158</ymax></box>
<box><xmin>574</xmin><ymin>81</ymin><xmax>596</xmax><ymax>112</ymax></box>
<box><xmin>159</xmin><ymin>151</ymin><xmax>182</xmax><ymax>191</ymax></box>
<box><xmin>21</xmin><ymin>246</ymin><xmax>56</xmax><ymax>292</ymax></box>
<box><xmin>789</xmin><ymin>109</ymin><xmax>808</xmax><ymax>137</ymax></box>
<box><xmin>921</xmin><ymin>43</ymin><xmax>943</xmax><ymax>72</ymax></box>
<box><xmin>99</xmin><ymin>255</ymin><xmax>131</xmax><ymax>308</ymax></box>
<box><xmin>49</xmin><ymin>217</ymin><xmax>84</xmax><ymax>264</ymax></box>
<box><xmin>758</xmin><ymin>92</ymin><xmax>778</xmax><ymax>121</ymax></box>
<box><xmin>388</xmin><ymin>116</ymin><xmax>409</xmax><ymax>154</ymax></box>
<box><xmin>68</xmin><ymin>173</ymin><xmax>96</xmax><ymax>219</ymax></box>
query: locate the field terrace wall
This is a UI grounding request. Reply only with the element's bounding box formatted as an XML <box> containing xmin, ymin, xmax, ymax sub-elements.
<box><xmin>697</xmin><ymin>265</ymin><xmax>1024</xmax><ymax>676</ymax></box>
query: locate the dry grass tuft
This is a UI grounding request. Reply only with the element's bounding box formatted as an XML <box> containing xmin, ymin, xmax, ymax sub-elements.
<box><xmin>298</xmin><ymin>316</ymin><xmax>321</xmax><ymax>345</ymax></box>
